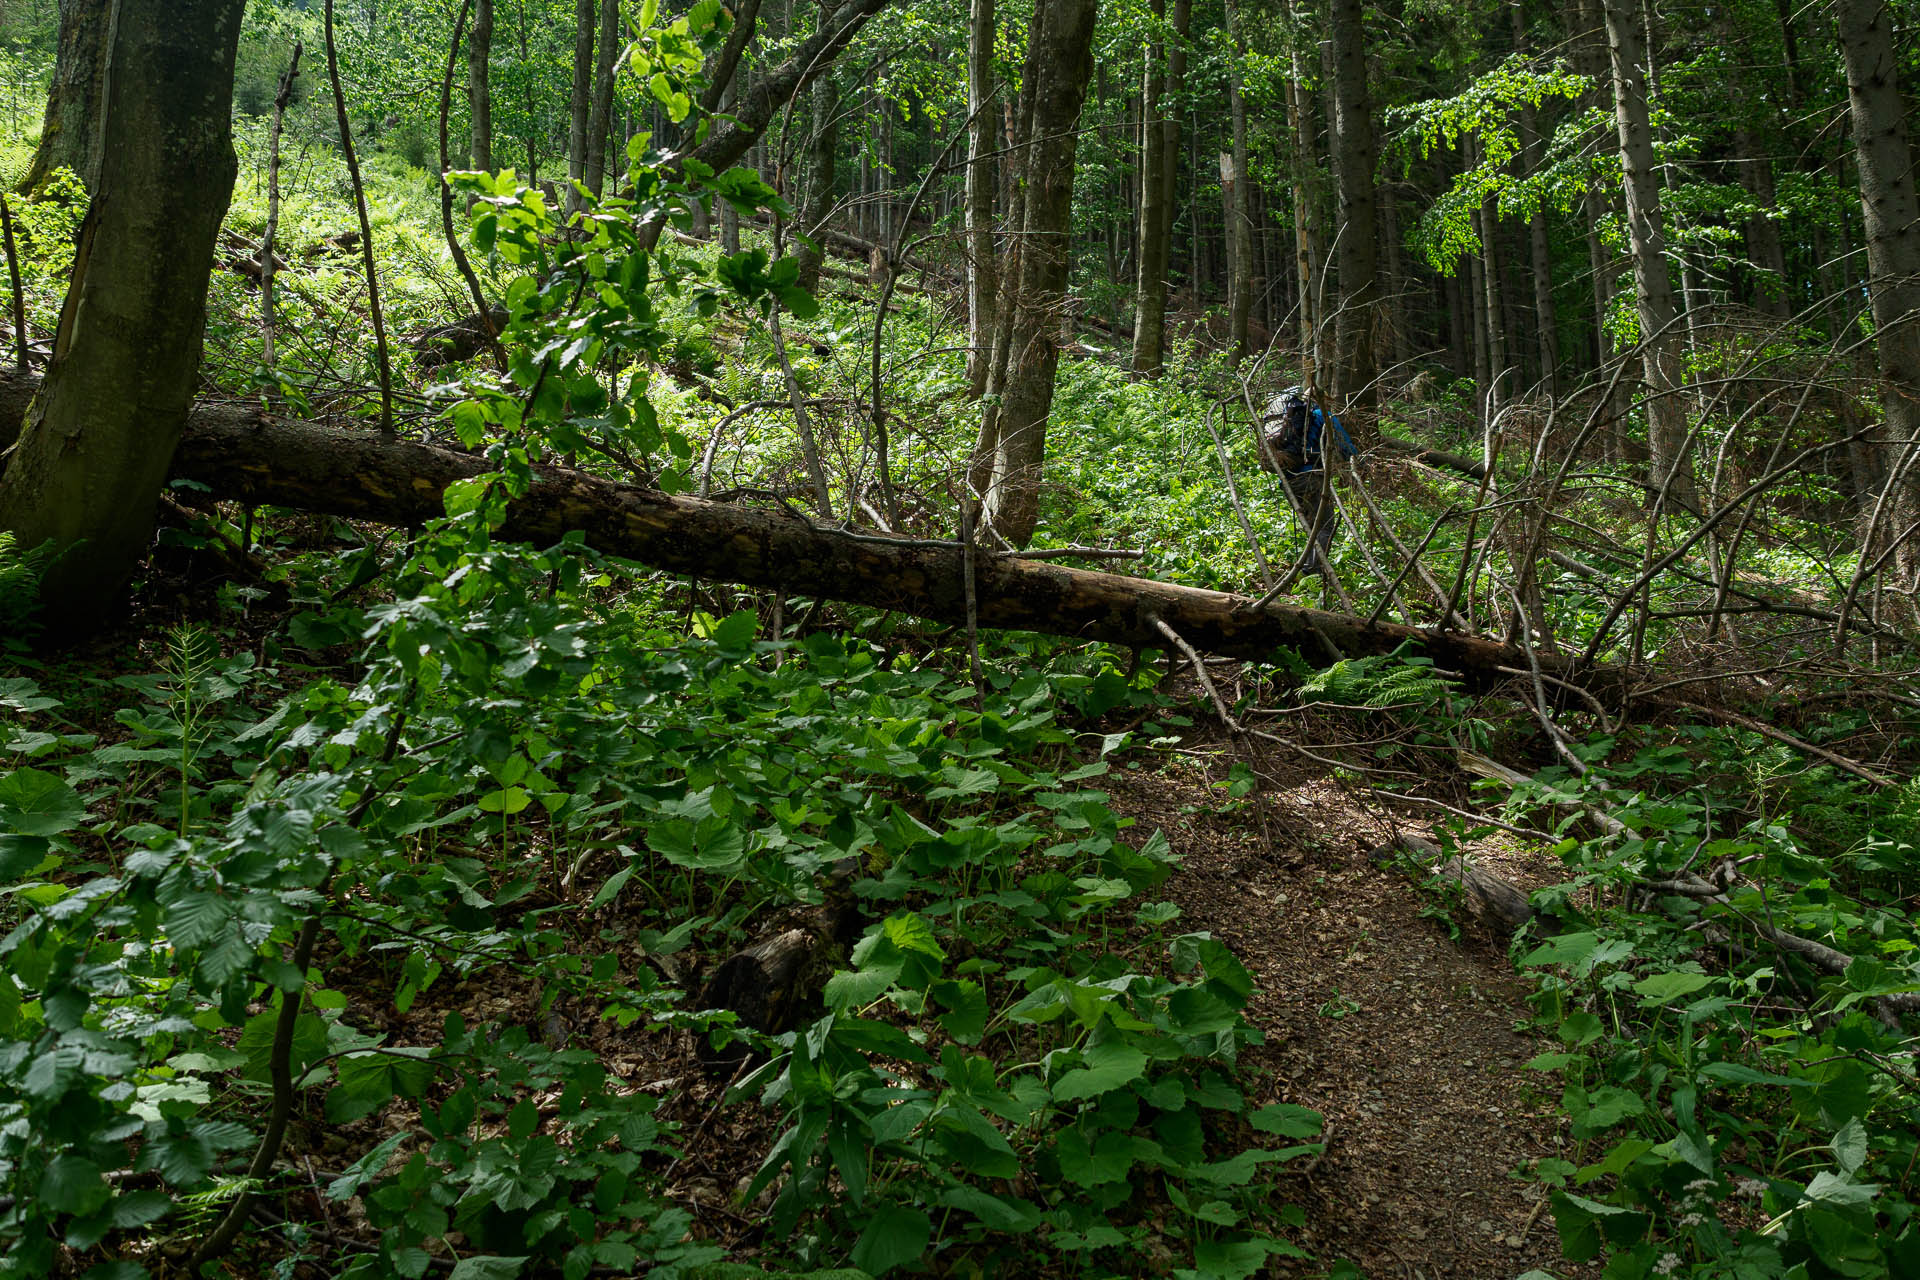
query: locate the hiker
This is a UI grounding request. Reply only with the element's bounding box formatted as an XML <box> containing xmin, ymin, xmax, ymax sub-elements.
<box><xmin>1255</xmin><ymin>386</ymin><xmax>1357</xmax><ymax>574</ymax></box>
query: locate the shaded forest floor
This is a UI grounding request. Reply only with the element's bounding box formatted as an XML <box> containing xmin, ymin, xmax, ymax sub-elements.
<box><xmin>1106</xmin><ymin>734</ymin><xmax>1584</xmax><ymax>1279</ymax></box>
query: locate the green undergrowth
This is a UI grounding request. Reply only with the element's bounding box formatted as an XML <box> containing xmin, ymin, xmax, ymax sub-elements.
<box><xmin>0</xmin><ymin>499</ymin><xmax>1323</xmax><ymax>1277</ymax></box>
<box><xmin>1337</xmin><ymin>645</ymin><xmax>1920</xmax><ymax>1280</ymax></box>
<box><xmin>1512</xmin><ymin>736</ymin><xmax>1920</xmax><ymax>1280</ymax></box>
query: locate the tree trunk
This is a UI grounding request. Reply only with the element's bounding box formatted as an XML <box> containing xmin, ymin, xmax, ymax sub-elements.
<box><xmin>1284</xmin><ymin>0</ymin><xmax>1319</xmax><ymax>389</ymax></box>
<box><xmin>698</xmin><ymin>0</ymin><xmax>763</xmax><ymax>115</ymax></box>
<box><xmin>1601</xmin><ymin>0</ymin><xmax>1696</xmax><ymax>512</ymax></box>
<box><xmin>1510</xmin><ymin>2</ymin><xmax>1559</xmax><ymax>397</ymax></box>
<box><xmin>469</xmin><ymin>0</ymin><xmax>493</xmax><ymax>172</ymax></box>
<box><xmin>0</xmin><ymin>376</ymin><xmax>1637</xmax><ymax>696</ymax></box>
<box><xmin>581</xmin><ymin>0</ymin><xmax>622</xmax><ymax>200</ymax></box>
<box><xmin>1327</xmin><ymin>0</ymin><xmax>1378</xmax><ymax>411</ymax></box>
<box><xmin>965</xmin><ymin>0</ymin><xmax>997</xmax><ymax>394</ymax></box>
<box><xmin>1378</xmin><ymin>181</ymin><xmax>1411</xmax><ymax>375</ymax></box>
<box><xmin>970</xmin><ymin>36</ymin><xmax>1041</xmax><ymax>504</ymax></box>
<box><xmin>0</xmin><ymin>0</ymin><xmax>245</xmax><ymax>635</ymax></box>
<box><xmin>1224</xmin><ymin>0</ymin><xmax>1253</xmax><ymax>364</ymax></box>
<box><xmin>1478</xmin><ymin>196</ymin><xmax>1509</xmax><ymax>418</ymax></box>
<box><xmin>1130</xmin><ymin>0</ymin><xmax>1170</xmax><ymax>376</ymax></box>
<box><xmin>978</xmin><ymin>0</ymin><xmax>1100</xmax><ymax>547</ymax></box>
<box><xmin>19</xmin><ymin>0</ymin><xmax>109</xmax><ymax>195</ymax></box>
<box><xmin>1733</xmin><ymin>126</ymin><xmax>1788</xmax><ymax>318</ymax></box>
<box><xmin>794</xmin><ymin>43</ymin><xmax>838</xmax><ymax>294</ymax></box>
<box><xmin>1837</xmin><ymin>0</ymin><xmax>1920</xmax><ymax>592</ymax></box>
<box><xmin>1468</xmin><ymin>231</ymin><xmax>1490</xmax><ymax>422</ymax></box>
<box><xmin>564</xmin><ymin>0</ymin><xmax>596</xmax><ymax>213</ymax></box>
<box><xmin>1160</xmin><ymin>0</ymin><xmax>1190</xmax><ymax>253</ymax></box>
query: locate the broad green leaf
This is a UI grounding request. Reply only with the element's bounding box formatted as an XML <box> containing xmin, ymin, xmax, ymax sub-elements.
<box><xmin>42</xmin><ymin>1154</ymin><xmax>110</xmax><ymax>1215</ymax></box>
<box><xmin>881</xmin><ymin>912</ymin><xmax>946</xmax><ymax>961</ymax></box>
<box><xmin>1632</xmin><ymin>971</ymin><xmax>1713</xmax><ymax>1005</ymax></box>
<box><xmin>1052</xmin><ymin>1040</ymin><xmax>1148</xmax><ymax>1101</ymax></box>
<box><xmin>0</xmin><ymin>768</ymin><xmax>86</xmax><ymax>836</ymax></box>
<box><xmin>849</xmin><ymin>1205</ymin><xmax>930</xmax><ymax>1276</ymax></box>
<box><xmin>1249</xmin><ymin>1103</ymin><xmax>1324</xmax><ymax>1138</ymax></box>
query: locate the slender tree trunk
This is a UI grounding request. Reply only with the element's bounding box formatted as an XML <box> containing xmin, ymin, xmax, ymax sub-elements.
<box><xmin>979</xmin><ymin>0</ymin><xmax>1100</xmax><ymax>547</ymax></box>
<box><xmin>581</xmin><ymin>0</ymin><xmax>621</xmax><ymax>199</ymax></box>
<box><xmin>0</xmin><ymin>0</ymin><xmax>245</xmax><ymax>636</ymax></box>
<box><xmin>469</xmin><ymin>0</ymin><xmax>493</xmax><ymax>172</ymax></box>
<box><xmin>970</xmin><ymin>29</ymin><xmax>1042</xmax><ymax>502</ymax></box>
<box><xmin>1378</xmin><ymin>181</ymin><xmax>1411</xmax><ymax>374</ymax></box>
<box><xmin>1510</xmin><ymin>3</ymin><xmax>1560</xmax><ymax>396</ymax></box>
<box><xmin>565</xmin><ymin>0</ymin><xmax>596</xmax><ymax>213</ymax></box>
<box><xmin>1131</xmin><ymin>0</ymin><xmax>1171</xmax><ymax>375</ymax></box>
<box><xmin>1475</xmin><ymin>173</ymin><xmax>1509</xmax><ymax>421</ymax></box>
<box><xmin>1327</xmin><ymin>0</ymin><xmax>1378</xmax><ymax>410</ymax></box>
<box><xmin>1224</xmin><ymin>0</ymin><xmax>1253</xmax><ymax>363</ymax></box>
<box><xmin>1837</xmin><ymin>0</ymin><xmax>1920</xmax><ymax>592</ymax></box>
<box><xmin>1601</xmin><ymin>0</ymin><xmax>1696</xmax><ymax>511</ymax></box>
<box><xmin>1161</xmin><ymin>0</ymin><xmax>1190</xmax><ymax>252</ymax></box>
<box><xmin>1732</xmin><ymin>126</ymin><xmax>1788</xmax><ymax>317</ymax></box>
<box><xmin>1284</xmin><ymin>0</ymin><xmax>1318</xmax><ymax>389</ymax></box>
<box><xmin>1443</xmin><ymin>269</ymin><xmax>1466</xmax><ymax>376</ymax></box>
<box><xmin>1586</xmin><ymin>189</ymin><xmax>1629</xmax><ymax>459</ymax></box>
<box><xmin>965</xmin><ymin>0</ymin><xmax>997</xmax><ymax>394</ymax></box>
<box><xmin>1468</xmin><ymin>232</ymin><xmax>1490</xmax><ymax>421</ymax></box>
<box><xmin>698</xmin><ymin>0</ymin><xmax>763</xmax><ymax>115</ymax></box>
<box><xmin>19</xmin><ymin>0</ymin><xmax>109</xmax><ymax>194</ymax></box>
<box><xmin>794</xmin><ymin>56</ymin><xmax>837</xmax><ymax>293</ymax></box>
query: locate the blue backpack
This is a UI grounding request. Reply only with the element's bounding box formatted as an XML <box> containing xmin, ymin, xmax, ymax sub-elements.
<box><xmin>1267</xmin><ymin>387</ymin><xmax>1358</xmax><ymax>474</ymax></box>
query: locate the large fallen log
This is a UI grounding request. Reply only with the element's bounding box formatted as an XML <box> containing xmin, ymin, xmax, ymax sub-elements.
<box><xmin>0</xmin><ymin>374</ymin><xmax>1629</xmax><ymax>694</ymax></box>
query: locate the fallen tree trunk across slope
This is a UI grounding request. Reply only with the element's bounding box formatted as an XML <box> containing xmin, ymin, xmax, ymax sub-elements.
<box><xmin>0</xmin><ymin>376</ymin><xmax>1624</xmax><ymax>693</ymax></box>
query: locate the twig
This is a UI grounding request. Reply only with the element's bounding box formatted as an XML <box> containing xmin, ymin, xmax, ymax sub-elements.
<box><xmin>767</xmin><ymin>217</ymin><xmax>834</xmax><ymax>518</ymax></box>
<box><xmin>1653</xmin><ymin>699</ymin><xmax>1893</xmax><ymax>788</ymax></box>
<box><xmin>0</xmin><ymin>193</ymin><xmax>26</xmax><ymax>370</ymax></box>
<box><xmin>1151</xmin><ymin>614</ymin><xmax>1243</xmax><ymax>734</ymax></box>
<box><xmin>1200</xmin><ymin>396</ymin><xmax>1274</xmax><ymax>590</ymax></box>
<box><xmin>325</xmin><ymin>0</ymin><xmax>395</xmax><ymax>435</ymax></box>
<box><xmin>260</xmin><ymin>44</ymin><xmax>302</xmax><ymax>386</ymax></box>
<box><xmin>999</xmin><ymin>545</ymin><xmax>1143</xmax><ymax>562</ymax></box>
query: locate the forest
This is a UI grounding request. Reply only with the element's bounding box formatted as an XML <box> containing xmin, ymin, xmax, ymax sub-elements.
<box><xmin>2</xmin><ymin>0</ymin><xmax>1919</xmax><ymax>1275</ymax></box>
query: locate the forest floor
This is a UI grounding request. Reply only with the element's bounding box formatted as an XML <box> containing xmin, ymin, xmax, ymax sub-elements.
<box><xmin>1104</xmin><ymin>737</ymin><xmax>1588</xmax><ymax>1280</ymax></box>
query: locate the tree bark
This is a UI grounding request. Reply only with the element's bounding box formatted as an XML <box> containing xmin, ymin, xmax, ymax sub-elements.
<box><xmin>1601</xmin><ymin>0</ymin><xmax>1697</xmax><ymax>512</ymax></box>
<box><xmin>969</xmin><ymin>31</ymin><xmax>1042</xmax><ymax>503</ymax></box>
<box><xmin>698</xmin><ymin>0</ymin><xmax>763</xmax><ymax>116</ymax></box>
<box><xmin>979</xmin><ymin>0</ymin><xmax>1100</xmax><ymax>547</ymax></box>
<box><xmin>20</xmin><ymin>0</ymin><xmax>109</xmax><ymax>195</ymax></box>
<box><xmin>794</xmin><ymin>34</ymin><xmax>838</xmax><ymax>294</ymax></box>
<box><xmin>1836</xmin><ymin>0</ymin><xmax>1920</xmax><ymax>594</ymax></box>
<box><xmin>1476</xmin><ymin>179</ymin><xmax>1509</xmax><ymax>421</ymax></box>
<box><xmin>675</xmin><ymin>0</ymin><xmax>891</xmax><ymax>193</ymax></box>
<box><xmin>1732</xmin><ymin>125</ymin><xmax>1788</xmax><ymax>318</ymax></box>
<box><xmin>469</xmin><ymin>0</ymin><xmax>493</xmax><ymax>172</ymax></box>
<box><xmin>1160</xmin><ymin>0</ymin><xmax>1190</xmax><ymax>257</ymax></box>
<box><xmin>1327</xmin><ymin>0</ymin><xmax>1378</xmax><ymax>411</ymax></box>
<box><xmin>1510</xmin><ymin>2</ymin><xmax>1560</xmax><ymax>397</ymax></box>
<box><xmin>965</xmin><ymin>0</ymin><xmax>997</xmax><ymax>394</ymax></box>
<box><xmin>565</xmin><ymin>0</ymin><xmax>597</xmax><ymax>213</ymax></box>
<box><xmin>1130</xmin><ymin>0</ymin><xmax>1171</xmax><ymax>376</ymax></box>
<box><xmin>581</xmin><ymin>0</ymin><xmax>622</xmax><ymax>199</ymax></box>
<box><xmin>0</xmin><ymin>0</ymin><xmax>245</xmax><ymax>635</ymax></box>
<box><xmin>1224</xmin><ymin>0</ymin><xmax>1253</xmax><ymax>364</ymax></box>
<box><xmin>0</xmin><ymin>376</ymin><xmax>1635</xmax><ymax>696</ymax></box>
<box><xmin>1283</xmin><ymin>0</ymin><xmax>1319</xmax><ymax>389</ymax></box>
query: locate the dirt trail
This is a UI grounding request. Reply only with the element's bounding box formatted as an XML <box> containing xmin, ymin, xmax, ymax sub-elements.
<box><xmin>1106</xmin><ymin>753</ymin><xmax>1584</xmax><ymax>1280</ymax></box>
